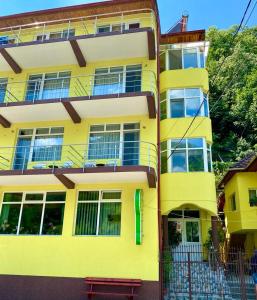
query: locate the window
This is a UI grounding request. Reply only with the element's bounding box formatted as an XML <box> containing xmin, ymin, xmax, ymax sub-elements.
<box><xmin>88</xmin><ymin>123</ymin><xmax>140</xmax><ymax>166</ymax></box>
<box><xmin>13</xmin><ymin>127</ymin><xmax>64</xmax><ymax>170</ymax></box>
<box><xmin>0</xmin><ymin>192</ymin><xmax>66</xmax><ymax>235</ymax></box>
<box><xmin>163</xmin><ymin>46</ymin><xmax>206</xmax><ymax>70</ymax></box>
<box><xmin>230</xmin><ymin>193</ymin><xmax>236</xmax><ymax>211</ymax></box>
<box><xmin>0</xmin><ymin>35</ymin><xmax>17</xmax><ymax>45</ymax></box>
<box><xmin>75</xmin><ymin>191</ymin><xmax>121</xmax><ymax>236</ymax></box>
<box><xmin>35</xmin><ymin>29</ymin><xmax>75</xmax><ymax>41</ymax></box>
<box><xmin>25</xmin><ymin>71</ymin><xmax>71</xmax><ymax>101</ymax></box>
<box><xmin>162</xmin><ymin>88</ymin><xmax>209</xmax><ymax>118</ymax></box>
<box><xmin>96</xmin><ymin>23</ymin><xmax>140</xmax><ymax>33</ymax></box>
<box><xmin>93</xmin><ymin>65</ymin><xmax>142</xmax><ymax>96</ymax></box>
<box><xmin>0</xmin><ymin>78</ymin><xmax>8</xmax><ymax>103</ymax></box>
<box><xmin>249</xmin><ymin>190</ymin><xmax>257</xmax><ymax>207</ymax></box>
<box><xmin>161</xmin><ymin>138</ymin><xmax>212</xmax><ymax>173</ymax></box>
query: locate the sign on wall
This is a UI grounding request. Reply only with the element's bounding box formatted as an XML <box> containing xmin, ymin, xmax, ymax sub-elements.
<box><xmin>134</xmin><ymin>189</ymin><xmax>143</xmax><ymax>245</ymax></box>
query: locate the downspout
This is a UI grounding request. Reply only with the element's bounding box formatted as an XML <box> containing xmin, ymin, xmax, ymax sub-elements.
<box><xmin>150</xmin><ymin>0</ymin><xmax>163</xmax><ymax>299</ymax></box>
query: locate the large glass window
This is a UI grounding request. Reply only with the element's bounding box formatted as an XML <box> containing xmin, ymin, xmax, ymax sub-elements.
<box><xmin>0</xmin><ymin>78</ymin><xmax>8</xmax><ymax>103</ymax></box>
<box><xmin>160</xmin><ymin>88</ymin><xmax>209</xmax><ymax>119</ymax></box>
<box><xmin>75</xmin><ymin>190</ymin><xmax>121</xmax><ymax>236</ymax></box>
<box><xmin>161</xmin><ymin>45</ymin><xmax>206</xmax><ymax>71</ymax></box>
<box><xmin>88</xmin><ymin>123</ymin><xmax>140</xmax><ymax>165</ymax></box>
<box><xmin>0</xmin><ymin>192</ymin><xmax>66</xmax><ymax>235</ymax></box>
<box><xmin>161</xmin><ymin>138</ymin><xmax>212</xmax><ymax>173</ymax></box>
<box><xmin>25</xmin><ymin>71</ymin><xmax>71</xmax><ymax>101</ymax></box>
<box><xmin>93</xmin><ymin>65</ymin><xmax>142</xmax><ymax>96</ymax></box>
<box><xmin>13</xmin><ymin>127</ymin><xmax>64</xmax><ymax>170</ymax></box>
<box><xmin>96</xmin><ymin>22</ymin><xmax>140</xmax><ymax>34</ymax></box>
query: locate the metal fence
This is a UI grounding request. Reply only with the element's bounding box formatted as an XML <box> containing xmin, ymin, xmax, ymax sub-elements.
<box><xmin>0</xmin><ymin>9</ymin><xmax>155</xmax><ymax>45</ymax></box>
<box><xmin>162</xmin><ymin>247</ymin><xmax>257</xmax><ymax>300</ymax></box>
<box><xmin>0</xmin><ymin>141</ymin><xmax>157</xmax><ymax>172</ymax></box>
<box><xmin>0</xmin><ymin>70</ymin><xmax>157</xmax><ymax>104</ymax></box>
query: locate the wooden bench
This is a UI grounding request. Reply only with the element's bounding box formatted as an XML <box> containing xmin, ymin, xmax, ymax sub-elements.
<box><xmin>85</xmin><ymin>277</ymin><xmax>142</xmax><ymax>299</ymax></box>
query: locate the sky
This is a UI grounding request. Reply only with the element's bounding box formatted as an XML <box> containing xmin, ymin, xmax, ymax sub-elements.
<box><xmin>0</xmin><ymin>0</ymin><xmax>256</xmax><ymax>32</ymax></box>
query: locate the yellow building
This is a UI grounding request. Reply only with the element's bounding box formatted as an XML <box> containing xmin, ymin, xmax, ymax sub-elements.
<box><xmin>159</xmin><ymin>31</ymin><xmax>217</xmax><ymax>253</ymax></box>
<box><xmin>218</xmin><ymin>153</ymin><xmax>257</xmax><ymax>255</ymax></box>
<box><xmin>0</xmin><ymin>1</ymin><xmax>216</xmax><ymax>299</ymax></box>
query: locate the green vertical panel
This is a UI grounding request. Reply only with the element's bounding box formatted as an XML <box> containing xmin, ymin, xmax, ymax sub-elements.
<box><xmin>134</xmin><ymin>189</ymin><xmax>143</xmax><ymax>245</ymax></box>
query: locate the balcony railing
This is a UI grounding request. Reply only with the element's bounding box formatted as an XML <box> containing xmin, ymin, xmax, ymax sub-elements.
<box><xmin>0</xmin><ymin>9</ymin><xmax>155</xmax><ymax>46</ymax></box>
<box><xmin>0</xmin><ymin>70</ymin><xmax>156</xmax><ymax>104</ymax></box>
<box><xmin>0</xmin><ymin>141</ymin><xmax>157</xmax><ymax>172</ymax></box>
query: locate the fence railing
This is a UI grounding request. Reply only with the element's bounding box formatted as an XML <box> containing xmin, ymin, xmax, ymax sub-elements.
<box><xmin>162</xmin><ymin>247</ymin><xmax>257</xmax><ymax>300</ymax></box>
<box><xmin>0</xmin><ymin>9</ymin><xmax>155</xmax><ymax>46</ymax></box>
<box><xmin>0</xmin><ymin>70</ymin><xmax>157</xmax><ymax>104</ymax></box>
<box><xmin>0</xmin><ymin>141</ymin><xmax>157</xmax><ymax>172</ymax></box>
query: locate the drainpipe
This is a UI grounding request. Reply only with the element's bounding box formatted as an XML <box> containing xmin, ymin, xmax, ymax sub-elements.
<box><xmin>150</xmin><ymin>1</ymin><xmax>162</xmax><ymax>299</ymax></box>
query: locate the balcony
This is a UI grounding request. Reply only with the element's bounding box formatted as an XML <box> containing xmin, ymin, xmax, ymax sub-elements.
<box><xmin>0</xmin><ymin>70</ymin><xmax>156</xmax><ymax>126</ymax></box>
<box><xmin>0</xmin><ymin>9</ymin><xmax>156</xmax><ymax>73</ymax></box>
<box><xmin>0</xmin><ymin>141</ymin><xmax>157</xmax><ymax>188</ymax></box>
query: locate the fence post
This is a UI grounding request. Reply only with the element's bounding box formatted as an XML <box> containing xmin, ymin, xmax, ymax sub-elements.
<box><xmin>187</xmin><ymin>252</ymin><xmax>192</xmax><ymax>300</ymax></box>
<box><xmin>239</xmin><ymin>252</ymin><xmax>247</xmax><ymax>300</ymax></box>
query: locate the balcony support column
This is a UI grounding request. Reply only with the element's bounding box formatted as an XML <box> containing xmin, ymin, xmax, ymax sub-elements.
<box><xmin>62</xmin><ymin>101</ymin><xmax>81</xmax><ymax>123</ymax></box>
<box><xmin>0</xmin><ymin>48</ymin><xmax>22</xmax><ymax>74</ymax></box>
<box><xmin>0</xmin><ymin>114</ymin><xmax>11</xmax><ymax>128</ymax></box>
<box><xmin>55</xmin><ymin>174</ymin><xmax>75</xmax><ymax>189</ymax></box>
<box><xmin>69</xmin><ymin>40</ymin><xmax>86</xmax><ymax>67</ymax></box>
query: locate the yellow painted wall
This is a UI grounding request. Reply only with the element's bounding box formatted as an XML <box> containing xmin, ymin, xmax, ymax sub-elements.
<box><xmin>224</xmin><ymin>172</ymin><xmax>257</xmax><ymax>234</ymax></box>
<box><xmin>160</xmin><ymin>69</ymin><xmax>209</xmax><ymax>93</ymax></box>
<box><xmin>0</xmin><ymin>115</ymin><xmax>157</xmax><ymax>171</ymax></box>
<box><xmin>160</xmin><ymin>172</ymin><xmax>217</xmax><ymax>216</ymax></box>
<box><xmin>0</xmin><ymin>182</ymin><xmax>158</xmax><ymax>280</ymax></box>
<box><xmin>0</xmin><ymin>57</ymin><xmax>157</xmax><ymax>103</ymax></box>
<box><xmin>160</xmin><ymin>117</ymin><xmax>213</xmax><ymax>142</ymax></box>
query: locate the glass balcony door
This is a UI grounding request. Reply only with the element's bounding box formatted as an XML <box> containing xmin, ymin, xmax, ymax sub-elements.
<box><xmin>25</xmin><ymin>72</ymin><xmax>71</xmax><ymax>101</ymax></box>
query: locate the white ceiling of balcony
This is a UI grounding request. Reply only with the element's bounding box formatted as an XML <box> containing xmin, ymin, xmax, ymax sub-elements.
<box><xmin>0</xmin><ymin>172</ymin><xmax>147</xmax><ymax>186</ymax></box>
<box><xmin>0</xmin><ymin>95</ymin><xmax>148</xmax><ymax>123</ymax></box>
<box><xmin>0</xmin><ymin>31</ymin><xmax>148</xmax><ymax>71</ymax></box>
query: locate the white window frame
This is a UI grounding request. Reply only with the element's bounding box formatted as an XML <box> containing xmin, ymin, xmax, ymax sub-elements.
<box><xmin>34</xmin><ymin>28</ymin><xmax>75</xmax><ymax>41</ymax></box>
<box><xmin>15</xmin><ymin>127</ymin><xmax>64</xmax><ymax>163</ymax></box>
<box><xmin>165</xmin><ymin>46</ymin><xmax>205</xmax><ymax>70</ymax></box>
<box><xmin>0</xmin><ymin>191</ymin><xmax>66</xmax><ymax>235</ymax></box>
<box><xmin>87</xmin><ymin>123</ymin><xmax>140</xmax><ymax>161</ymax></box>
<box><xmin>166</xmin><ymin>88</ymin><xmax>209</xmax><ymax>118</ymax></box>
<box><xmin>165</xmin><ymin>137</ymin><xmax>212</xmax><ymax>173</ymax></box>
<box><xmin>96</xmin><ymin>21</ymin><xmax>140</xmax><ymax>34</ymax></box>
<box><xmin>93</xmin><ymin>64</ymin><xmax>142</xmax><ymax>95</ymax></box>
<box><xmin>26</xmin><ymin>71</ymin><xmax>71</xmax><ymax>101</ymax></box>
<box><xmin>74</xmin><ymin>190</ymin><xmax>122</xmax><ymax>236</ymax></box>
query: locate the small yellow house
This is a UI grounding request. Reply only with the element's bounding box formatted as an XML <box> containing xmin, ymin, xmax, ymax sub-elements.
<box><xmin>218</xmin><ymin>153</ymin><xmax>257</xmax><ymax>255</ymax></box>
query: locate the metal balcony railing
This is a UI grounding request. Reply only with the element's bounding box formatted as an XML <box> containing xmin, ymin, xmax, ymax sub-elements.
<box><xmin>0</xmin><ymin>141</ymin><xmax>157</xmax><ymax>172</ymax></box>
<box><xmin>0</xmin><ymin>70</ymin><xmax>157</xmax><ymax>104</ymax></box>
<box><xmin>0</xmin><ymin>9</ymin><xmax>155</xmax><ymax>46</ymax></box>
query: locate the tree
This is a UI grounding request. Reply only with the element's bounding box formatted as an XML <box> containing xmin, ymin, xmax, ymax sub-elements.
<box><xmin>206</xmin><ymin>26</ymin><xmax>257</xmax><ymax>179</ymax></box>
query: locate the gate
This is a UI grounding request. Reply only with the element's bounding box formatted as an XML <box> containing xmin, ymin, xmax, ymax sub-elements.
<box><xmin>162</xmin><ymin>247</ymin><xmax>257</xmax><ymax>300</ymax></box>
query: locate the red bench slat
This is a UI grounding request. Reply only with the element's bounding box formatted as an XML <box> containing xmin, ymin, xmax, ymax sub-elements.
<box><xmin>86</xmin><ymin>282</ymin><xmax>141</xmax><ymax>287</ymax></box>
<box><xmin>87</xmin><ymin>291</ymin><xmax>137</xmax><ymax>297</ymax></box>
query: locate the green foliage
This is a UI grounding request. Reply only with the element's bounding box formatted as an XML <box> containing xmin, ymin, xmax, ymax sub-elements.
<box><xmin>204</xmin><ymin>225</ymin><xmax>226</xmax><ymax>251</ymax></box>
<box><xmin>206</xmin><ymin>26</ymin><xmax>257</xmax><ymax>179</ymax></box>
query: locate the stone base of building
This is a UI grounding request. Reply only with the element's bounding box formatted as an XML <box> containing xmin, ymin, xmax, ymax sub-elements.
<box><xmin>0</xmin><ymin>275</ymin><xmax>160</xmax><ymax>300</ymax></box>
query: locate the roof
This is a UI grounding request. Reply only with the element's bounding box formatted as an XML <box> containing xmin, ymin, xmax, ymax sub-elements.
<box><xmin>218</xmin><ymin>152</ymin><xmax>257</xmax><ymax>188</ymax></box>
<box><xmin>0</xmin><ymin>0</ymin><xmax>158</xmax><ymax>30</ymax></box>
<box><xmin>160</xmin><ymin>29</ymin><xmax>205</xmax><ymax>44</ymax></box>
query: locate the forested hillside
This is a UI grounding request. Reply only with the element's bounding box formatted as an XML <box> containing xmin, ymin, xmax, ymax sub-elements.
<box><xmin>206</xmin><ymin>26</ymin><xmax>257</xmax><ymax>181</ymax></box>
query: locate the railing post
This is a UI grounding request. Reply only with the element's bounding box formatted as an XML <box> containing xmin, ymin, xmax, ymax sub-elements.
<box><xmin>52</xmin><ymin>146</ymin><xmax>56</xmax><ymax>172</ymax></box>
<box><xmin>22</xmin><ymin>148</ymin><xmax>27</xmax><ymax>173</ymax></box>
<box><xmin>239</xmin><ymin>251</ymin><xmax>247</xmax><ymax>300</ymax></box>
<box><xmin>67</xmin><ymin>20</ymin><xmax>71</xmax><ymax>39</ymax></box>
<box><xmin>42</xmin><ymin>23</ymin><xmax>46</xmax><ymax>41</ymax></box>
<box><xmin>187</xmin><ymin>252</ymin><xmax>192</xmax><ymax>300</ymax></box>
<box><xmin>148</xmin><ymin>144</ymin><xmax>150</xmax><ymax>171</ymax></box>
